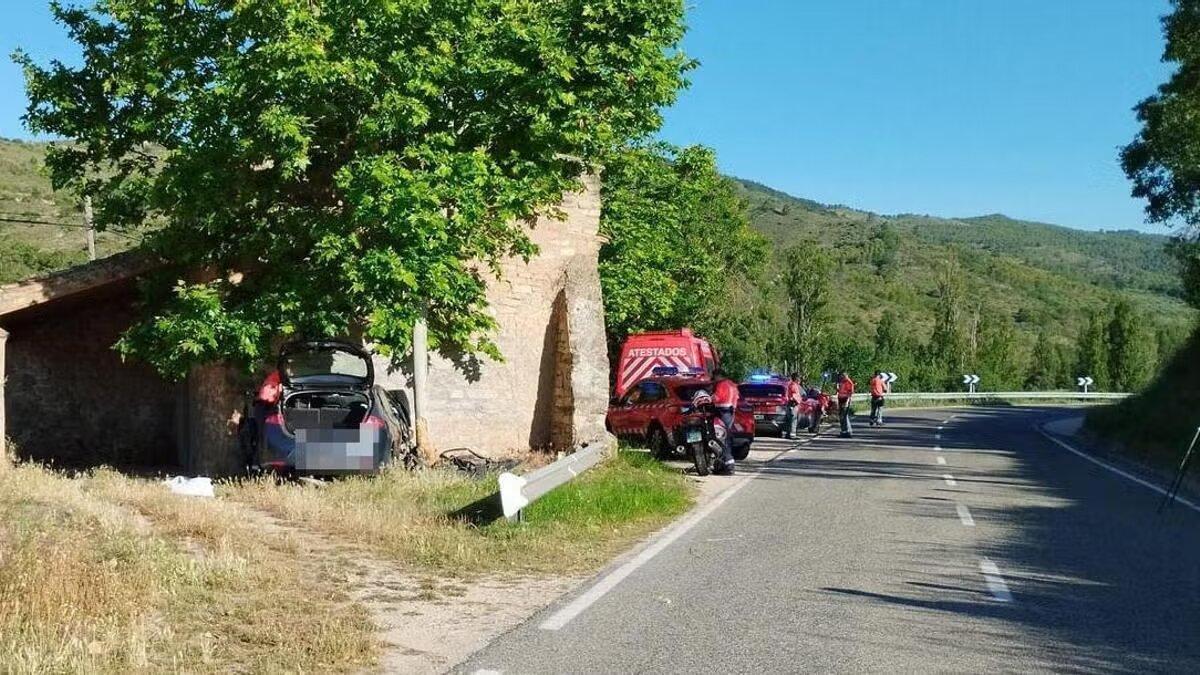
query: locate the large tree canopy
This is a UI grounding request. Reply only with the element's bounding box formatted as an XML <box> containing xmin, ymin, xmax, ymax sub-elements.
<box><xmin>1122</xmin><ymin>0</ymin><xmax>1200</xmax><ymax>307</ymax></box>
<box><xmin>17</xmin><ymin>0</ymin><xmax>691</xmax><ymax>377</ymax></box>
<box><xmin>598</xmin><ymin>144</ymin><xmax>765</xmax><ymax>346</ymax></box>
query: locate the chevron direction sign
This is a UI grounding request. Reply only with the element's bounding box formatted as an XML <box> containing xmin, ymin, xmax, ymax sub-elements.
<box><xmin>1077</xmin><ymin>376</ymin><xmax>1094</xmax><ymax>393</ymax></box>
<box><xmin>962</xmin><ymin>374</ymin><xmax>980</xmax><ymax>393</ymax></box>
<box><xmin>883</xmin><ymin>372</ymin><xmax>898</xmax><ymax>385</ymax></box>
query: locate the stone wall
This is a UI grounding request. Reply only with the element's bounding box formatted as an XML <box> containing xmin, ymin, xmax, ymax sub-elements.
<box><xmin>2</xmin><ymin>290</ymin><xmax>178</xmax><ymax>468</ymax></box>
<box><xmin>376</xmin><ymin>174</ymin><xmax>613</xmax><ymax>455</ymax></box>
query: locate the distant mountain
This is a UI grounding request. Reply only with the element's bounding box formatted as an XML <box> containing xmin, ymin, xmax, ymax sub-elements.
<box><xmin>732</xmin><ymin>177</ymin><xmax>1194</xmax><ymax>350</ymax></box>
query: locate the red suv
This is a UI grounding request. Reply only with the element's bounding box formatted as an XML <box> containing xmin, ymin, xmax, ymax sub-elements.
<box><xmin>607</xmin><ymin>376</ymin><xmax>754</xmax><ymax>460</ymax></box>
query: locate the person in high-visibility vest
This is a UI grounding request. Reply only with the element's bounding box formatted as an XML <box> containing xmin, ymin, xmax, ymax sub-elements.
<box><xmin>783</xmin><ymin>372</ymin><xmax>804</xmax><ymax>439</ymax></box>
<box><xmin>836</xmin><ymin>371</ymin><xmax>855</xmax><ymax>438</ymax></box>
<box><xmin>712</xmin><ymin>370</ymin><xmax>739</xmax><ymax>475</ymax></box>
<box><xmin>868</xmin><ymin>371</ymin><xmax>888</xmax><ymax>427</ymax></box>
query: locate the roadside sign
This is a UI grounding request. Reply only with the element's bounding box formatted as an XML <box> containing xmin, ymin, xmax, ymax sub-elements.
<box><xmin>883</xmin><ymin>372</ymin><xmax>898</xmax><ymax>385</ymax></box>
<box><xmin>1076</xmin><ymin>376</ymin><xmax>1094</xmax><ymax>393</ymax></box>
<box><xmin>962</xmin><ymin>374</ymin><xmax>980</xmax><ymax>393</ymax></box>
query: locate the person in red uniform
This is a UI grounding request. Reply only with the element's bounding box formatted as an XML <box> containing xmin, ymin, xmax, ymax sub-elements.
<box><xmin>712</xmin><ymin>370</ymin><xmax>739</xmax><ymax>475</ymax></box>
<box><xmin>783</xmin><ymin>372</ymin><xmax>805</xmax><ymax>439</ymax></box>
<box><xmin>836</xmin><ymin>371</ymin><xmax>855</xmax><ymax>438</ymax></box>
<box><xmin>868</xmin><ymin>370</ymin><xmax>888</xmax><ymax>427</ymax></box>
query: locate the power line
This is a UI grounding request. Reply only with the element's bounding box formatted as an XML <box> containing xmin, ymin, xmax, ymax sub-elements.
<box><xmin>0</xmin><ymin>214</ymin><xmax>86</xmax><ymax>228</ymax></box>
<box><xmin>0</xmin><ymin>214</ymin><xmax>141</xmax><ymax>241</ymax></box>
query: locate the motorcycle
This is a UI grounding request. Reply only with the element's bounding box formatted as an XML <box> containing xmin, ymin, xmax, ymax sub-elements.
<box><xmin>678</xmin><ymin>392</ymin><xmax>729</xmax><ymax>476</ymax></box>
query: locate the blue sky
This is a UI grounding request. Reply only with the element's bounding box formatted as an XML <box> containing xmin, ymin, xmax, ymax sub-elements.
<box><xmin>0</xmin><ymin>1</ymin><xmax>1175</xmax><ymax>232</ymax></box>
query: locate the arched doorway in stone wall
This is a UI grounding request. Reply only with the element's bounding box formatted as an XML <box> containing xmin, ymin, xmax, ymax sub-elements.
<box><xmin>529</xmin><ymin>288</ymin><xmax>575</xmax><ymax>451</ymax></box>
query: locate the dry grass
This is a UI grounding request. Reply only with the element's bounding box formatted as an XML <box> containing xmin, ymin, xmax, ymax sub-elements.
<box><xmin>0</xmin><ymin>462</ymin><xmax>378</xmax><ymax>673</ymax></box>
<box><xmin>226</xmin><ymin>450</ymin><xmax>694</xmax><ymax>576</ymax></box>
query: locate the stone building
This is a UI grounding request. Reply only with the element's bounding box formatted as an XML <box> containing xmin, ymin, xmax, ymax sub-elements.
<box><xmin>0</xmin><ymin>177</ymin><xmax>612</xmax><ymax>473</ymax></box>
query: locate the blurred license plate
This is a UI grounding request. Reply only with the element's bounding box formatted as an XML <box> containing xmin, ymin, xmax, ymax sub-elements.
<box><xmin>685</xmin><ymin>429</ymin><xmax>702</xmax><ymax>443</ymax></box>
<box><xmin>754</xmin><ymin>414</ymin><xmax>764</xmax><ymax>420</ymax></box>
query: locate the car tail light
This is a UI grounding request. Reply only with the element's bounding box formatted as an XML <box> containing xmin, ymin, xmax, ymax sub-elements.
<box><xmin>361</xmin><ymin>415</ymin><xmax>387</xmax><ymax>429</ymax></box>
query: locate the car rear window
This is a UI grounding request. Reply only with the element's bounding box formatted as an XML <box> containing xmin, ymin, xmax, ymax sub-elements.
<box><xmin>739</xmin><ymin>384</ymin><xmax>785</xmax><ymax>398</ymax></box>
<box><xmin>674</xmin><ymin>383</ymin><xmax>714</xmax><ymax>401</ymax></box>
<box><xmin>285</xmin><ymin>348</ymin><xmax>370</xmax><ymax>380</ymax></box>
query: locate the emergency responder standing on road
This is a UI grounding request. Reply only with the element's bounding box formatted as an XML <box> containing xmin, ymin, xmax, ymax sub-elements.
<box><xmin>783</xmin><ymin>372</ymin><xmax>804</xmax><ymax>439</ymax></box>
<box><xmin>712</xmin><ymin>370</ymin><xmax>739</xmax><ymax>475</ymax></box>
<box><xmin>869</xmin><ymin>370</ymin><xmax>888</xmax><ymax>427</ymax></box>
<box><xmin>836</xmin><ymin>371</ymin><xmax>855</xmax><ymax>438</ymax></box>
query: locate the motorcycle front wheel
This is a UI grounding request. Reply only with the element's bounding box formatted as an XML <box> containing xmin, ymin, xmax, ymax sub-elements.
<box><xmin>690</xmin><ymin>442</ymin><xmax>711</xmax><ymax>476</ymax></box>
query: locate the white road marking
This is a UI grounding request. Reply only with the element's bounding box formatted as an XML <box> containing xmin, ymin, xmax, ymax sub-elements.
<box><xmin>937</xmin><ymin>426</ymin><xmax>944</xmax><ymax>432</ymax></box>
<box><xmin>937</xmin><ymin>456</ymin><xmax>947</xmax><ymax>465</ymax></box>
<box><xmin>942</xmin><ymin>474</ymin><xmax>957</xmax><ymax>486</ymax></box>
<box><xmin>934</xmin><ymin>445</ymin><xmax>942</xmax><ymax>451</ymax></box>
<box><xmin>539</xmin><ymin>445</ymin><xmax>795</xmax><ymax>630</ymax></box>
<box><xmin>956</xmin><ymin>503</ymin><xmax>975</xmax><ymax>526</ymax></box>
<box><xmin>980</xmin><ymin>559</ymin><xmax>1013</xmax><ymax>602</ymax></box>
<box><xmin>473</xmin><ymin>670</ymin><xmax>503</xmax><ymax>675</ymax></box>
<box><xmin>935</xmin><ymin>433</ymin><xmax>942</xmax><ymax>441</ymax></box>
<box><xmin>1038</xmin><ymin>426</ymin><xmax>1200</xmax><ymax>514</ymax></box>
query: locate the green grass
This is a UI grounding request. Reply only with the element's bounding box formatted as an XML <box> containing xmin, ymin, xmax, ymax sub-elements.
<box><xmin>1087</xmin><ymin>326</ymin><xmax>1200</xmax><ymax>472</ymax></box>
<box><xmin>226</xmin><ymin>449</ymin><xmax>694</xmax><ymax>575</ymax></box>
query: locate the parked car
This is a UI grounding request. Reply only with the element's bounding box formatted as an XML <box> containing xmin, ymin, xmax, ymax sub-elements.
<box><xmin>606</xmin><ymin>376</ymin><xmax>754</xmax><ymax>460</ymax></box>
<box><xmin>240</xmin><ymin>340</ymin><xmax>412</xmax><ymax>475</ymax></box>
<box><xmin>613</xmin><ymin>328</ymin><xmax>719</xmax><ymax>398</ymax></box>
<box><xmin>739</xmin><ymin>376</ymin><xmax>790</xmax><ymax>436</ymax></box>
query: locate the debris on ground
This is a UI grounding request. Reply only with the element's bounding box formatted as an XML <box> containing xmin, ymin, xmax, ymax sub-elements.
<box><xmin>163</xmin><ymin>476</ymin><xmax>215</xmax><ymax>498</ymax></box>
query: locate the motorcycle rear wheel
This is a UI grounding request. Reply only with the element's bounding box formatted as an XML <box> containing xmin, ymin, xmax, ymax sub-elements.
<box><xmin>691</xmin><ymin>442</ymin><xmax>711</xmax><ymax>476</ymax></box>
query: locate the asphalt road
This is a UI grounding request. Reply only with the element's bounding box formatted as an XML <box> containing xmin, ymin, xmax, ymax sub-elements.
<box><xmin>460</xmin><ymin>407</ymin><xmax>1200</xmax><ymax>673</ymax></box>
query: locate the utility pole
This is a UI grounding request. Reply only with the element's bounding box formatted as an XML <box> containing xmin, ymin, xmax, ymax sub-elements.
<box><xmin>412</xmin><ymin>310</ymin><xmax>437</xmax><ymax>466</ymax></box>
<box><xmin>83</xmin><ymin>196</ymin><xmax>96</xmax><ymax>261</ymax></box>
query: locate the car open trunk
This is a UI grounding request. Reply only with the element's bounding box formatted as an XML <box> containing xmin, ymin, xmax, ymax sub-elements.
<box><xmin>282</xmin><ymin>390</ymin><xmax>372</xmax><ymax>433</ymax></box>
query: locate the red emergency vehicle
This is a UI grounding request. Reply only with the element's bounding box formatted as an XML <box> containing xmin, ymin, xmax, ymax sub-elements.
<box><xmin>614</xmin><ymin>329</ymin><xmax>719</xmax><ymax>398</ymax></box>
<box><xmin>739</xmin><ymin>375</ymin><xmax>827</xmax><ymax>436</ymax></box>
<box><xmin>607</xmin><ymin>376</ymin><xmax>753</xmax><ymax>460</ymax></box>
<box><xmin>738</xmin><ymin>375</ymin><xmax>791</xmax><ymax>436</ymax></box>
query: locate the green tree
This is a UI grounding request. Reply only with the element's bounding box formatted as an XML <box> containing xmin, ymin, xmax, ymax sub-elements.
<box><xmin>778</xmin><ymin>244</ymin><xmax>832</xmax><ymax>378</ymax></box>
<box><xmin>1075</xmin><ymin>310</ymin><xmax>1111</xmax><ymax>389</ymax></box>
<box><xmin>1026</xmin><ymin>330</ymin><xmax>1062</xmax><ymax>390</ymax></box>
<box><xmin>928</xmin><ymin>261</ymin><xmax>969</xmax><ymax>387</ymax></box>
<box><xmin>599</xmin><ymin>144</ymin><xmax>766</xmax><ymax>350</ymax></box>
<box><xmin>1122</xmin><ymin>0</ymin><xmax>1200</xmax><ymax>308</ymax></box>
<box><xmin>17</xmin><ymin>0</ymin><xmax>692</xmax><ymax>377</ymax></box>
<box><xmin>973</xmin><ymin>310</ymin><xmax>1022</xmax><ymax>390</ymax></box>
<box><xmin>1107</xmin><ymin>298</ymin><xmax>1155</xmax><ymax>391</ymax></box>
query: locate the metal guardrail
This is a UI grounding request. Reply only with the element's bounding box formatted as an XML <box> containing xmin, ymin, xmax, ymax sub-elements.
<box><xmin>499</xmin><ymin>443</ymin><xmax>607</xmax><ymax>520</ymax></box>
<box><xmin>850</xmin><ymin>391</ymin><xmax>1131</xmax><ymax>403</ymax></box>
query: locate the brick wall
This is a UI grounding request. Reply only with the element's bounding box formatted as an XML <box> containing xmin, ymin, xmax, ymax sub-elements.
<box><xmin>3</xmin><ymin>291</ymin><xmax>178</xmax><ymax>467</ymax></box>
<box><xmin>375</xmin><ymin>174</ymin><xmax>613</xmax><ymax>456</ymax></box>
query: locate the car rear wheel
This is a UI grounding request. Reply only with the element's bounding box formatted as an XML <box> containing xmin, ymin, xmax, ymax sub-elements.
<box><xmin>732</xmin><ymin>442</ymin><xmax>751</xmax><ymax>461</ymax></box>
<box><xmin>648</xmin><ymin>426</ymin><xmax>672</xmax><ymax>460</ymax></box>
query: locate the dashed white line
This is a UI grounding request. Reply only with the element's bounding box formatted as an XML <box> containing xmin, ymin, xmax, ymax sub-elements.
<box><xmin>980</xmin><ymin>559</ymin><xmax>1013</xmax><ymax>602</ymax></box>
<box><xmin>936</xmin><ymin>456</ymin><xmax>947</xmax><ymax>465</ymax></box>
<box><xmin>935</xmin><ymin>433</ymin><xmax>942</xmax><ymax>441</ymax></box>
<box><xmin>942</xmin><ymin>474</ymin><xmax>957</xmax><ymax>486</ymax></box>
<box><xmin>956</xmin><ymin>503</ymin><xmax>975</xmax><ymax>526</ymax></box>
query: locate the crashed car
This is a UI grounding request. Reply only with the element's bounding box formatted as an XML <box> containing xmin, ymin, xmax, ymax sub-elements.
<box><xmin>240</xmin><ymin>340</ymin><xmax>412</xmax><ymax>474</ymax></box>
